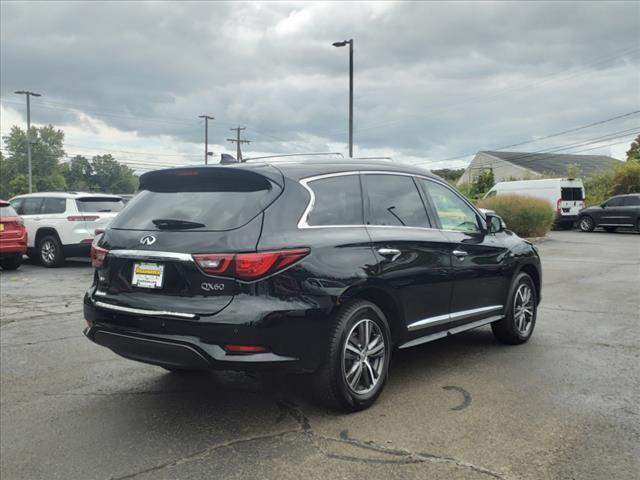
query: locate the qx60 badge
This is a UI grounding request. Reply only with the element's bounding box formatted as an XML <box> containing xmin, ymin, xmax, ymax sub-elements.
<box><xmin>139</xmin><ymin>235</ymin><xmax>156</xmax><ymax>246</ymax></box>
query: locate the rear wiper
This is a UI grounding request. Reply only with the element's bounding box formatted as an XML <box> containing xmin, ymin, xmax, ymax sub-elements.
<box><xmin>151</xmin><ymin>218</ymin><xmax>206</xmax><ymax>230</ymax></box>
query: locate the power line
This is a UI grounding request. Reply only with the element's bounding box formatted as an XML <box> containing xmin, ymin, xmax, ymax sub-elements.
<box><xmin>420</xmin><ymin>110</ymin><xmax>640</xmax><ymax>166</ymax></box>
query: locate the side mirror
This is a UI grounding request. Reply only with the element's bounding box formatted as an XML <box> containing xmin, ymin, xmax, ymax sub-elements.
<box><xmin>600</xmin><ymin>203</ymin><xmax>607</xmax><ymax>208</ymax></box>
<box><xmin>486</xmin><ymin>214</ymin><xmax>505</xmax><ymax>233</ymax></box>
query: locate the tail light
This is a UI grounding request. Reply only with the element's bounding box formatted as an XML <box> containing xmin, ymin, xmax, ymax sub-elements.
<box><xmin>556</xmin><ymin>199</ymin><xmax>562</xmax><ymax>212</ymax></box>
<box><xmin>193</xmin><ymin>248</ymin><xmax>309</xmax><ymax>280</ymax></box>
<box><xmin>68</xmin><ymin>215</ymin><xmax>100</xmax><ymax>222</ymax></box>
<box><xmin>90</xmin><ymin>233</ymin><xmax>109</xmax><ymax>268</ymax></box>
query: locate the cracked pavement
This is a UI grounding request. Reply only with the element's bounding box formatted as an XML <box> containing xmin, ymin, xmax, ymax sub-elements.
<box><xmin>1</xmin><ymin>230</ymin><xmax>639</xmax><ymax>479</ymax></box>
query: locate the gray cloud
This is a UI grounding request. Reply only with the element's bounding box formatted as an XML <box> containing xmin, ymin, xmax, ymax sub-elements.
<box><xmin>1</xmin><ymin>1</ymin><xmax>638</xmax><ymax>166</ymax></box>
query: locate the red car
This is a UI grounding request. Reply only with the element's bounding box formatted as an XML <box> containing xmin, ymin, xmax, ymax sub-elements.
<box><xmin>0</xmin><ymin>200</ymin><xmax>27</xmax><ymax>270</ymax></box>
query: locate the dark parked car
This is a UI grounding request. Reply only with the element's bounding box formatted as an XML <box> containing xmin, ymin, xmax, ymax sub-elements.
<box><xmin>578</xmin><ymin>193</ymin><xmax>640</xmax><ymax>232</ymax></box>
<box><xmin>84</xmin><ymin>159</ymin><xmax>542</xmax><ymax>411</ymax></box>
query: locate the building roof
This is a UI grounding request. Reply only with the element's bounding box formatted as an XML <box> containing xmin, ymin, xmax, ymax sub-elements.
<box><xmin>481</xmin><ymin>150</ymin><xmax>620</xmax><ymax>177</ymax></box>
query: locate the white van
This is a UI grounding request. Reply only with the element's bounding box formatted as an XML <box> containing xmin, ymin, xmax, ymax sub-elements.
<box><xmin>483</xmin><ymin>178</ymin><xmax>585</xmax><ymax>228</ymax></box>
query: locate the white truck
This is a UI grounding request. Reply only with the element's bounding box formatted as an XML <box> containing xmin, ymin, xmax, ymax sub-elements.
<box><xmin>483</xmin><ymin>178</ymin><xmax>585</xmax><ymax>228</ymax></box>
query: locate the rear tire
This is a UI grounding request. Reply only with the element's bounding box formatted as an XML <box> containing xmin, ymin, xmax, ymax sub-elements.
<box><xmin>579</xmin><ymin>216</ymin><xmax>595</xmax><ymax>232</ymax></box>
<box><xmin>492</xmin><ymin>272</ymin><xmax>537</xmax><ymax>345</ymax></box>
<box><xmin>0</xmin><ymin>255</ymin><xmax>23</xmax><ymax>270</ymax></box>
<box><xmin>38</xmin><ymin>234</ymin><xmax>65</xmax><ymax>268</ymax></box>
<box><xmin>312</xmin><ymin>299</ymin><xmax>391</xmax><ymax>412</ymax></box>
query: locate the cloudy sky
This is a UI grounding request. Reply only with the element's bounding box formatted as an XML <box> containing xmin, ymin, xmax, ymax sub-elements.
<box><xmin>1</xmin><ymin>1</ymin><xmax>639</xmax><ymax>172</ymax></box>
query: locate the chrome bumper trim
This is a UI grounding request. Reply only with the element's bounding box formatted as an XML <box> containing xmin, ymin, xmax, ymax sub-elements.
<box><xmin>108</xmin><ymin>250</ymin><xmax>194</xmax><ymax>262</ymax></box>
<box><xmin>408</xmin><ymin>305</ymin><xmax>503</xmax><ymax>332</ymax></box>
<box><xmin>94</xmin><ymin>301</ymin><xmax>196</xmax><ymax>319</ymax></box>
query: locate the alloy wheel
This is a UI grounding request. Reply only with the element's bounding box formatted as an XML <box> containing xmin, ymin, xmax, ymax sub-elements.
<box><xmin>513</xmin><ymin>283</ymin><xmax>534</xmax><ymax>336</ymax></box>
<box><xmin>580</xmin><ymin>217</ymin><xmax>593</xmax><ymax>232</ymax></box>
<box><xmin>342</xmin><ymin>318</ymin><xmax>386</xmax><ymax>394</ymax></box>
<box><xmin>41</xmin><ymin>240</ymin><xmax>56</xmax><ymax>264</ymax></box>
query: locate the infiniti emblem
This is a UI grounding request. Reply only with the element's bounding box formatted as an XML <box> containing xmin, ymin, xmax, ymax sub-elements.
<box><xmin>140</xmin><ymin>235</ymin><xmax>157</xmax><ymax>246</ymax></box>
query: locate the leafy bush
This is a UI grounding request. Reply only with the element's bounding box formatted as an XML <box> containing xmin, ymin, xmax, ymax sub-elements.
<box><xmin>584</xmin><ymin>160</ymin><xmax>640</xmax><ymax>206</ymax></box>
<box><xmin>477</xmin><ymin>194</ymin><xmax>555</xmax><ymax>238</ymax></box>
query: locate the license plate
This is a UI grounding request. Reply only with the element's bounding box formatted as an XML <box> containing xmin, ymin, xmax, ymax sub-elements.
<box><xmin>132</xmin><ymin>262</ymin><xmax>164</xmax><ymax>289</ymax></box>
<box><xmin>0</xmin><ymin>224</ymin><xmax>4</xmax><ymax>232</ymax></box>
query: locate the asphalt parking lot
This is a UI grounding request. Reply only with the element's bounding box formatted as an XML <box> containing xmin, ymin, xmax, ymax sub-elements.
<box><xmin>1</xmin><ymin>230</ymin><xmax>638</xmax><ymax>480</ymax></box>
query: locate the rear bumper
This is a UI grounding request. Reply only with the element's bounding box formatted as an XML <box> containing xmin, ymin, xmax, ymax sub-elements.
<box><xmin>83</xmin><ymin>293</ymin><xmax>332</xmax><ymax>372</ymax></box>
<box><xmin>0</xmin><ymin>235</ymin><xmax>28</xmax><ymax>256</ymax></box>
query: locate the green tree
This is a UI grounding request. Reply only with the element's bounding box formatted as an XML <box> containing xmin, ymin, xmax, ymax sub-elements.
<box><xmin>471</xmin><ymin>168</ymin><xmax>495</xmax><ymax>198</ymax></box>
<box><xmin>61</xmin><ymin>155</ymin><xmax>94</xmax><ymax>191</ymax></box>
<box><xmin>91</xmin><ymin>154</ymin><xmax>137</xmax><ymax>193</ymax></box>
<box><xmin>1</xmin><ymin>125</ymin><xmax>67</xmax><ymax>196</ymax></box>
<box><xmin>626</xmin><ymin>134</ymin><xmax>640</xmax><ymax>162</ymax></box>
<box><xmin>431</xmin><ymin>168</ymin><xmax>465</xmax><ymax>184</ymax></box>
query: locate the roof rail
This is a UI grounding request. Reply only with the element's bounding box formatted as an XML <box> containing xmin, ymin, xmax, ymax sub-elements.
<box><xmin>243</xmin><ymin>152</ymin><xmax>344</xmax><ymax>162</ymax></box>
<box><xmin>351</xmin><ymin>156</ymin><xmax>394</xmax><ymax>162</ymax></box>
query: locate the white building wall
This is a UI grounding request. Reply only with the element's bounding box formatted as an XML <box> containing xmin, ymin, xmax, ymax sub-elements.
<box><xmin>457</xmin><ymin>152</ymin><xmax>541</xmax><ymax>185</ymax></box>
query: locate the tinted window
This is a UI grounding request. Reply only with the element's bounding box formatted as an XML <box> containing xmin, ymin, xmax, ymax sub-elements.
<box><xmin>605</xmin><ymin>197</ymin><xmax>623</xmax><ymax>207</ymax></box>
<box><xmin>420</xmin><ymin>180</ymin><xmax>480</xmax><ymax>233</ymax></box>
<box><xmin>20</xmin><ymin>198</ymin><xmax>44</xmax><ymax>215</ymax></box>
<box><xmin>306</xmin><ymin>175</ymin><xmax>362</xmax><ymax>226</ymax></box>
<box><xmin>111</xmin><ymin>171</ymin><xmax>280</xmax><ymax>231</ymax></box>
<box><xmin>561</xmin><ymin>187</ymin><xmax>584</xmax><ymax>201</ymax></box>
<box><xmin>76</xmin><ymin>198</ymin><xmax>124</xmax><ymax>213</ymax></box>
<box><xmin>0</xmin><ymin>204</ymin><xmax>17</xmax><ymax>216</ymax></box>
<box><xmin>364</xmin><ymin>174</ymin><xmax>429</xmax><ymax>228</ymax></box>
<box><xmin>622</xmin><ymin>196</ymin><xmax>640</xmax><ymax>206</ymax></box>
<box><xmin>42</xmin><ymin>197</ymin><xmax>67</xmax><ymax>214</ymax></box>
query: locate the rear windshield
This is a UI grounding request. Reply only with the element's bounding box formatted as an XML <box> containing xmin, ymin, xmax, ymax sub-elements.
<box><xmin>561</xmin><ymin>187</ymin><xmax>584</xmax><ymax>201</ymax></box>
<box><xmin>76</xmin><ymin>198</ymin><xmax>125</xmax><ymax>213</ymax></box>
<box><xmin>0</xmin><ymin>204</ymin><xmax>17</xmax><ymax>216</ymax></box>
<box><xmin>110</xmin><ymin>168</ymin><xmax>281</xmax><ymax>231</ymax></box>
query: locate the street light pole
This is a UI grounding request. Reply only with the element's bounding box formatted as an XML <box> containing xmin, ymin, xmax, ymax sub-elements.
<box><xmin>333</xmin><ymin>39</ymin><xmax>354</xmax><ymax>158</ymax></box>
<box><xmin>14</xmin><ymin>90</ymin><xmax>42</xmax><ymax>193</ymax></box>
<box><xmin>198</xmin><ymin>115</ymin><xmax>214</xmax><ymax>164</ymax></box>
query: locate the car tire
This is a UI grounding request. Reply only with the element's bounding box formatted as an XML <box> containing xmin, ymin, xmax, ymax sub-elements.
<box><xmin>312</xmin><ymin>299</ymin><xmax>391</xmax><ymax>412</ymax></box>
<box><xmin>0</xmin><ymin>255</ymin><xmax>23</xmax><ymax>270</ymax></box>
<box><xmin>38</xmin><ymin>234</ymin><xmax>65</xmax><ymax>268</ymax></box>
<box><xmin>492</xmin><ymin>272</ymin><xmax>537</xmax><ymax>345</ymax></box>
<box><xmin>578</xmin><ymin>215</ymin><xmax>595</xmax><ymax>232</ymax></box>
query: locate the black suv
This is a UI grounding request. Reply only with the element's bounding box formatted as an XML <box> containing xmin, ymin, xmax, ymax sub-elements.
<box><xmin>84</xmin><ymin>159</ymin><xmax>542</xmax><ymax>411</ymax></box>
<box><xmin>578</xmin><ymin>193</ymin><xmax>640</xmax><ymax>232</ymax></box>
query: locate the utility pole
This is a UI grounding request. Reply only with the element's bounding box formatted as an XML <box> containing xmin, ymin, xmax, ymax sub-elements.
<box><xmin>14</xmin><ymin>90</ymin><xmax>42</xmax><ymax>193</ymax></box>
<box><xmin>198</xmin><ymin>115</ymin><xmax>214</xmax><ymax>164</ymax></box>
<box><xmin>226</xmin><ymin>126</ymin><xmax>250</xmax><ymax>162</ymax></box>
<box><xmin>332</xmin><ymin>39</ymin><xmax>354</xmax><ymax>157</ymax></box>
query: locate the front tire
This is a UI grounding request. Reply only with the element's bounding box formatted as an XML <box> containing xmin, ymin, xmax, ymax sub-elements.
<box><xmin>312</xmin><ymin>300</ymin><xmax>391</xmax><ymax>412</ymax></box>
<box><xmin>38</xmin><ymin>235</ymin><xmax>65</xmax><ymax>268</ymax></box>
<box><xmin>492</xmin><ymin>272</ymin><xmax>537</xmax><ymax>345</ymax></box>
<box><xmin>579</xmin><ymin>216</ymin><xmax>595</xmax><ymax>232</ymax></box>
<box><xmin>0</xmin><ymin>255</ymin><xmax>23</xmax><ymax>270</ymax></box>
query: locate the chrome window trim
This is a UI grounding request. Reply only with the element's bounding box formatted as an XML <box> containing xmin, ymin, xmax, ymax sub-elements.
<box><xmin>297</xmin><ymin>170</ymin><xmax>486</xmax><ymax>231</ymax></box>
<box><xmin>108</xmin><ymin>250</ymin><xmax>194</xmax><ymax>262</ymax></box>
<box><xmin>94</xmin><ymin>301</ymin><xmax>196</xmax><ymax>319</ymax></box>
<box><xmin>407</xmin><ymin>305</ymin><xmax>503</xmax><ymax>332</ymax></box>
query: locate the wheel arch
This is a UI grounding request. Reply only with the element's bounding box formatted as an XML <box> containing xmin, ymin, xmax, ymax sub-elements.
<box><xmin>339</xmin><ymin>286</ymin><xmax>405</xmax><ymax>346</ymax></box>
<box><xmin>35</xmin><ymin>227</ymin><xmax>61</xmax><ymax>246</ymax></box>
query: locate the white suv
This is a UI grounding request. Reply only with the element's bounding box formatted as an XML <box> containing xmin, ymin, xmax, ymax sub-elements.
<box><xmin>9</xmin><ymin>192</ymin><xmax>124</xmax><ymax>267</ymax></box>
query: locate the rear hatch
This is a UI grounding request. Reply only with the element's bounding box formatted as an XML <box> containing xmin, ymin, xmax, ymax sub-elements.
<box><xmin>558</xmin><ymin>184</ymin><xmax>585</xmax><ymax>216</ymax></box>
<box><xmin>94</xmin><ymin>165</ymin><xmax>284</xmax><ymax>316</ymax></box>
<box><xmin>0</xmin><ymin>202</ymin><xmax>25</xmax><ymax>244</ymax></box>
<box><xmin>75</xmin><ymin>196</ymin><xmax>126</xmax><ymax>235</ymax></box>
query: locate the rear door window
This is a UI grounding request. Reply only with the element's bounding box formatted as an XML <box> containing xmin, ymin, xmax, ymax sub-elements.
<box><xmin>42</xmin><ymin>197</ymin><xmax>67</xmax><ymax>214</ymax></box>
<box><xmin>111</xmin><ymin>168</ymin><xmax>281</xmax><ymax>231</ymax></box>
<box><xmin>76</xmin><ymin>198</ymin><xmax>124</xmax><ymax>213</ymax></box>
<box><xmin>363</xmin><ymin>174</ymin><xmax>430</xmax><ymax>228</ymax></box>
<box><xmin>305</xmin><ymin>175</ymin><xmax>363</xmax><ymax>226</ymax></box>
<box><xmin>622</xmin><ymin>196</ymin><xmax>640</xmax><ymax>206</ymax></box>
<box><xmin>605</xmin><ymin>197</ymin><xmax>623</xmax><ymax>207</ymax></box>
<box><xmin>20</xmin><ymin>198</ymin><xmax>44</xmax><ymax>215</ymax></box>
<box><xmin>561</xmin><ymin>187</ymin><xmax>584</xmax><ymax>201</ymax></box>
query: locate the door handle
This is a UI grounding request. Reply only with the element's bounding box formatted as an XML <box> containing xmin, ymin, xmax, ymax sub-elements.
<box><xmin>377</xmin><ymin>248</ymin><xmax>401</xmax><ymax>262</ymax></box>
<box><xmin>453</xmin><ymin>249</ymin><xmax>468</xmax><ymax>260</ymax></box>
